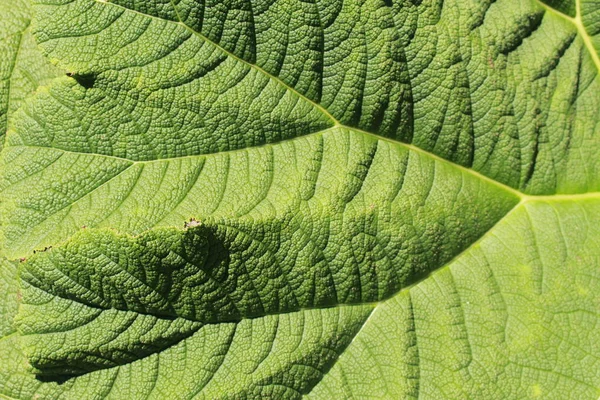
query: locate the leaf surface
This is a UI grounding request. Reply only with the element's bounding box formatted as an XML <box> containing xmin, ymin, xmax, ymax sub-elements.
<box><xmin>309</xmin><ymin>198</ymin><xmax>600</xmax><ymax>399</ymax></box>
<box><xmin>0</xmin><ymin>0</ymin><xmax>61</xmax><ymax>148</ymax></box>
<box><xmin>0</xmin><ymin>0</ymin><xmax>599</xmax><ymax>398</ymax></box>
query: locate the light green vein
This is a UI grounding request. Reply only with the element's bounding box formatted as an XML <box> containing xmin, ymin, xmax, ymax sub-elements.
<box><xmin>535</xmin><ymin>0</ymin><xmax>600</xmax><ymax>72</ymax></box>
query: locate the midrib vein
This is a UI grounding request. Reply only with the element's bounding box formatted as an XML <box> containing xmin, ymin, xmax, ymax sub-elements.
<box><xmin>576</xmin><ymin>0</ymin><xmax>600</xmax><ymax>71</ymax></box>
<box><xmin>16</xmin><ymin>125</ymin><xmax>600</xmax><ymax>203</ymax></box>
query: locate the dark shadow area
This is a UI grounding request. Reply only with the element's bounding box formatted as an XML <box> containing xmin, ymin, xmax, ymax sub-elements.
<box><xmin>67</xmin><ymin>73</ymin><xmax>97</xmax><ymax>89</ymax></box>
<box><xmin>35</xmin><ymin>374</ymin><xmax>75</xmax><ymax>385</ymax></box>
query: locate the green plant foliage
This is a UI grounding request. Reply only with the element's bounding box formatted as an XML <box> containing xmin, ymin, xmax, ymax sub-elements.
<box><xmin>0</xmin><ymin>0</ymin><xmax>599</xmax><ymax>398</ymax></box>
<box><xmin>0</xmin><ymin>0</ymin><xmax>61</xmax><ymax>149</ymax></box>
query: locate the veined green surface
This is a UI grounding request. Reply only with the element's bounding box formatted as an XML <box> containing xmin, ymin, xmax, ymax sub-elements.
<box><xmin>0</xmin><ymin>0</ymin><xmax>61</xmax><ymax>149</ymax></box>
<box><xmin>0</xmin><ymin>0</ymin><xmax>599</xmax><ymax>398</ymax></box>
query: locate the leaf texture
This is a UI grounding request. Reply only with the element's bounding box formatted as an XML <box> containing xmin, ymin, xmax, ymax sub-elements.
<box><xmin>0</xmin><ymin>0</ymin><xmax>61</xmax><ymax>148</ymax></box>
<box><xmin>0</xmin><ymin>0</ymin><xmax>598</xmax><ymax>398</ymax></box>
<box><xmin>309</xmin><ymin>199</ymin><xmax>600</xmax><ymax>399</ymax></box>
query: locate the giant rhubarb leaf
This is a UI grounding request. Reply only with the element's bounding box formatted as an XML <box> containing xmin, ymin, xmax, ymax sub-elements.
<box><xmin>0</xmin><ymin>0</ymin><xmax>599</xmax><ymax>398</ymax></box>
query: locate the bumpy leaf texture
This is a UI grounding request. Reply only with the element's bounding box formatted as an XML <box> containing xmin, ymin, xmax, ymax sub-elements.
<box><xmin>0</xmin><ymin>0</ymin><xmax>599</xmax><ymax>398</ymax></box>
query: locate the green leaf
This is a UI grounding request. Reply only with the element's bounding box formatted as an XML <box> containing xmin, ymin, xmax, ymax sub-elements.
<box><xmin>0</xmin><ymin>0</ymin><xmax>61</xmax><ymax>148</ymax></box>
<box><xmin>539</xmin><ymin>0</ymin><xmax>600</xmax><ymax>67</ymax></box>
<box><xmin>0</xmin><ymin>0</ymin><xmax>599</xmax><ymax>398</ymax></box>
<box><xmin>309</xmin><ymin>198</ymin><xmax>600</xmax><ymax>399</ymax></box>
